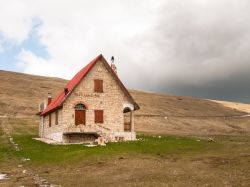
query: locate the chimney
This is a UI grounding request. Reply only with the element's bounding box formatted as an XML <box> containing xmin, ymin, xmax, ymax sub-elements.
<box><xmin>47</xmin><ymin>93</ymin><xmax>52</xmax><ymax>105</ymax></box>
<box><xmin>64</xmin><ymin>88</ymin><xmax>69</xmax><ymax>96</ymax></box>
<box><xmin>110</xmin><ymin>56</ymin><xmax>117</xmax><ymax>74</ymax></box>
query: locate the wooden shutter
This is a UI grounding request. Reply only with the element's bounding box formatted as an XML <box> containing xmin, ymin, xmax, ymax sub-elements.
<box><xmin>94</xmin><ymin>79</ymin><xmax>103</xmax><ymax>93</ymax></box>
<box><xmin>95</xmin><ymin>110</ymin><xmax>103</xmax><ymax>123</ymax></box>
<box><xmin>55</xmin><ymin>111</ymin><xmax>58</xmax><ymax>125</ymax></box>
<box><xmin>75</xmin><ymin>110</ymin><xmax>86</xmax><ymax>125</ymax></box>
<box><xmin>49</xmin><ymin>114</ymin><xmax>51</xmax><ymax>127</ymax></box>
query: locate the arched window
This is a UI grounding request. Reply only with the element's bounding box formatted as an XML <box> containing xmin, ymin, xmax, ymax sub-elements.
<box><xmin>75</xmin><ymin>103</ymin><xmax>86</xmax><ymax>110</ymax></box>
<box><xmin>75</xmin><ymin>103</ymin><xmax>86</xmax><ymax>125</ymax></box>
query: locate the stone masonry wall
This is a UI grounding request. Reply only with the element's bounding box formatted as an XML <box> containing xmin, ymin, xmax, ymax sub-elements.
<box><xmin>62</xmin><ymin>60</ymin><xmax>132</xmax><ymax>134</ymax></box>
<box><xmin>40</xmin><ymin>60</ymin><xmax>135</xmax><ymax>142</ymax></box>
<box><xmin>41</xmin><ymin>108</ymin><xmax>63</xmax><ymax>140</ymax></box>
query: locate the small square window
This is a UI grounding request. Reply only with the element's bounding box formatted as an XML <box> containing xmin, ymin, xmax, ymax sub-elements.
<box><xmin>94</xmin><ymin>79</ymin><xmax>103</xmax><ymax>93</ymax></box>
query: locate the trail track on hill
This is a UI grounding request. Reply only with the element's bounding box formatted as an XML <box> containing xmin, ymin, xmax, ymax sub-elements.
<box><xmin>0</xmin><ymin>118</ymin><xmax>62</xmax><ymax>187</ymax></box>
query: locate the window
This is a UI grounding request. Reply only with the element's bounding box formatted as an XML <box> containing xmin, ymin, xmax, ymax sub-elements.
<box><xmin>55</xmin><ymin>111</ymin><xmax>58</xmax><ymax>125</ymax></box>
<box><xmin>75</xmin><ymin>103</ymin><xmax>86</xmax><ymax>125</ymax></box>
<box><xmin>94</xmin><ymin>79</ymin><xmax>103</xmax><ymax>93</ymax></box>
<box><xmin>75</xmin><ymin>103</ymin><xmax>86</xmax><ymax>110</ymax></box>
<box><xmin>49</xmin><ymin>114</ymin><xmax>51</xmax><ymax>127</ymax></box>
<box><xmin>95</xmin><ymin>110</ymin><xmax>103</xmax><ymax>123</ymax></box>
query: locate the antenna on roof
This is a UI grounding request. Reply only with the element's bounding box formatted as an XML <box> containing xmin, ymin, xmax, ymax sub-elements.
<box><xmin>110</xmin><ymin>56</ymin><xmax>117</xmax><ymax>75</ymax></box>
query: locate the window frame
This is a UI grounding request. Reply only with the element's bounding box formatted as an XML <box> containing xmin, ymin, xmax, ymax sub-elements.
<box><xmin>49</xmin><ymin>114</ymin><xmax>51</xmax><ymax>127</ymax></box>
<box><xmin>94</xmin><ymin>110</ymin><xmax>104</xmax><ymax>124</ymax></box>
<box><xmin>55</xmin><ymin>111</ymin><xmax>58</xmax><ymax>125</ymax></box>
<box><xmin>94</xmin><ymin>79</ymin><xmax>103</xmax><ymax>93</ymax></box>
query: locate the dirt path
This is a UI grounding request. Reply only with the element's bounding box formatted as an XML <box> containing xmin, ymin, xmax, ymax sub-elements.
<box><xmin>0</xmin><ymin>118</ymin><xmax>62</xmax><ymax>187</ymax></box>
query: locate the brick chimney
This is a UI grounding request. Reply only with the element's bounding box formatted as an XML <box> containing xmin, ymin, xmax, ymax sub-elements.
<box><xmin>64</xmin><ymin>88</ymin><xmax>69</xmax><ymax>96</ymax></box>
<box><xmin>110</xmin><ymin>56</ymin><xmax>117</xmax><ymax>74</ymax></box>
<box><xmin>47</xmin><ymin>93</ymin><xmax>52</xmax><ymax>105</ymax></box>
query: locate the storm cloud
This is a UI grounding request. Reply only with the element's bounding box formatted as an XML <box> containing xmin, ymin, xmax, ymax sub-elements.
<box><xmin>122</xmin><ymin>0</ymin><xmax>250</xmax><ymax>103</ymax></box>
<box><xmin>1</xmin><ymin>0</ymin><xmax>250</xmax><ymax>103</ymax></box>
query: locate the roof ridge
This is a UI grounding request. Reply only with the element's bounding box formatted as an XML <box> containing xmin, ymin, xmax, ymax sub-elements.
<box><xmin>41</xmin><ymin>54</ymin><xmax>139</xmax><ymax>116</ymax></box>
<box><xmin>41</xmin><ymin>54</ymin><xmax>102</xmax><ymax>115</ymax></box>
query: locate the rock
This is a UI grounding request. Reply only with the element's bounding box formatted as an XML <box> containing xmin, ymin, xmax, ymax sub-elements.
<box><xmin>208</xmin><ymin>138</ymin><xmax>215</xmax><ymax>142</ymax></box>
<box><xmin>97</xmin><ymin>137</ymin><xmax>106</xmax><ymax>146</ymax></box>
<box><xmin>0</xmin><ymin>173</ymin><xmax>9</xmax><ymax>180</ymax></box>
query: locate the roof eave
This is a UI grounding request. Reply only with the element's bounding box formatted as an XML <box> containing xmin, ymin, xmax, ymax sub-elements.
<box><xmin>40</xmin><ymin>105</ymin><xmax>63</xmax><ymax>116</ymax></box>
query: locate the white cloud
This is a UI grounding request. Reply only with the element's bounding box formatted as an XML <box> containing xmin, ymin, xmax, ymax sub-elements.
<box><xmin>12</xmin><ymin>0</ymin><xmax>163</xmax><ymax>80</ymax></box>
<box><xmin>0</xmin><ymin>0</ymin><xmax>34</xmax><ymax>44</ymax></box>
<box><xmin>1</xmin><ymin>0</ymin><xmax>250</xmax><ymax>102</ymax></box>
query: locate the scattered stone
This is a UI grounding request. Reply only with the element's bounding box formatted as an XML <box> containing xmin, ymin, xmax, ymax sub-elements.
<box><xmin>158</xmin><ymin>136</ymin><xmax>162</xmax><ymax>138</ymax></box>
<box><xmin>208</xmin><ymin>138</ymin><xmax>215</xmax><ymax>142</ymax></box>
<box><xmin>18</xmin><ymin>164</ymin><xmax>23</xmax><ymax>168</ymax></box>
<box><xmin>85</xmin><ymin>144</ymin><xmax>97</xmax><ymax>147</ymax></box>
<box><xmin>196</xmin><ymin>139</ymin><xmax>201</xmax><ymax>142</ymax></box>
<box><xmin>0</xmin><ymin>173</ymin><xmax>9</xmax><ymax>180</ymax></box>
<box><xmin>164</xmin><ymin>116</ymin><xmax>168</xmax><ymax>119</ymax></box>
<box><xmin>97</xmin><ymin>137</ymin><xmax>106</xmax><ymax>146</ymax></box>
<box><xmin>22</xmin><ymin>170</ymin><xmax>26</xmax><ymax>174</ymax></box>
<box><xmin>21</xmin><ymin>158</ymin><xmax>30</xmax><ymax>162</ymax></box>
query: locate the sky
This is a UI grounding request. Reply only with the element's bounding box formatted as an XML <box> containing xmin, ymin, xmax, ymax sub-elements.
<box><xmin>0</xmin><ymin>0</ymin><xmax>250</xmax><ymax>103</ymax></box>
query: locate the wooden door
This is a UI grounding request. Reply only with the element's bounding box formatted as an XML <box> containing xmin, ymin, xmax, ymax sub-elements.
<box><xmin>124</xmin><ymin>113</ymin><xmax>131</xmax><ymax>131</ymax></box>
<box><xmin>75</xmin><ymin>110</ymin><xmax>85</xmax><ymax>125</ymax></box>
<box><xmin>124</xmin><ymin>122</ymin><xmax>131</xmax><ymax>131</ymax></box>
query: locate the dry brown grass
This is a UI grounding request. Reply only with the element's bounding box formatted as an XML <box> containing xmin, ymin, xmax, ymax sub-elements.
<box><xmin>1</xmin><ymin>70</ymin><xmax>250</xmax><ymax>136</ymax></box>
<box><xmin>130</xmin><ymin>90</ymin><xmax>250</xmax><ymax>135</ymax></box>
<box><xmin>1</xmin><ymin>70</ymin><xmax>250</xmax><ymax>186</ymax></box>
<box><xmin>22</xmin><ymin>134</ymin><xmax>250</xmax><ymax>187</ymax></box>
<box><xmin>212</xmin><ymin>99</ymin><xmax>250</xmax><ymax>113</ymax></box>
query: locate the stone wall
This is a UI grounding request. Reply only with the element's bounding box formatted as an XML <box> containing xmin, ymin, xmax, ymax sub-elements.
<box><xmin>40</xmin><ymin>60</ymin><xmax>136</xmax><ymax>142</ymax></box>
<box><xmin>62</xmin><ymin>60</ymin><xmax>133</xmax><ymax>134</ymax></box>
<box><xmin>40</xmin><ymin>108</ymin><xmax>63</xmax><ymax>140</ymax></box>
<box><xmin>63</xmin><ymin>134</ymin><xmax>97</xmax><ymax>143</ymax></box>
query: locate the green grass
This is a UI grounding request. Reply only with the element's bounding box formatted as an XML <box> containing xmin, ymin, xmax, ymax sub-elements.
<box><xmin>0</xmin><ymin>129</ymin><xmax>15</xmax><ymax>162</ymax></box>
<box><xmin>13</xmin><ymin>134</ymin><xmax>220</xmax><ymax>164</ymax></box>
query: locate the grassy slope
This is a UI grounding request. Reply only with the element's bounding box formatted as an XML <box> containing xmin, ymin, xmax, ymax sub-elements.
<box><xmin>1</xmin><ymin>70</ymin><xmax>250</xmax><ymax>135</ymax></box>
<box><xmin>0</xmin><ymin>70</ymin><xmax>250</xmax><ymax>186</ymax></box>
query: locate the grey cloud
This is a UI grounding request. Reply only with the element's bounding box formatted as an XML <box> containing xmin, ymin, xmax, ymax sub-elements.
<box><xmin>120</xmin><ymin>0</ymin><xmax>250</xmax><ymax>103</ymax></box>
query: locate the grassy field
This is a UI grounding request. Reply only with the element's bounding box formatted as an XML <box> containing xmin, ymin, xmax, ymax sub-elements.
<box><xmin>1</xmin><ymin>117</ymin><xmax>250</xmax><ymax>186</ymax></box>
<box><xmin>14</xmin><ymin>134</ymin><xmax>214</xmax><ymax>164</ymax></box>
<box><xmin>1</xmin><ymin>70</ymin><xmax>250</xmax><ymax>186</ymax></box>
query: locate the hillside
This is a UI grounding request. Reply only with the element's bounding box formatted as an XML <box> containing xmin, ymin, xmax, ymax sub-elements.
<box><xmin>0</xmin><ymin>70</ymin><xmax>250</xmax><ymax>135</ymax></box>
<box><xmin>1</xmin><ymin>70</ymin><xmax>250</xmax><ymax>187</ymax></box>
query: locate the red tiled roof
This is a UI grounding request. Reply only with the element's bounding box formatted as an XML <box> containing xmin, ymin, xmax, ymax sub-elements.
<box><xmin>41</xmin><ymin>54</ymin><xmax>139</xmax><ymax>116</ymax></box>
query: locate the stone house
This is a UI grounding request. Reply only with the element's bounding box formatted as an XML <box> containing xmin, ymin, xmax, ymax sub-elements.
<box><xmin>38</xmin><ymin>54</ymin><xmax>139</xmax><ymax>144</ymax></box>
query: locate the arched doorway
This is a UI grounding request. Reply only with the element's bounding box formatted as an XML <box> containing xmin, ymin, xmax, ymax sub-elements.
<box><xmin>123</xmin><ymin>107</ymin><xmax>132</xmax><ymax>131</ymax></box>
<box><xmin>75</xmin><ymin>103</ymin><xmax>86</xmax><ymax>125</ymax></box>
